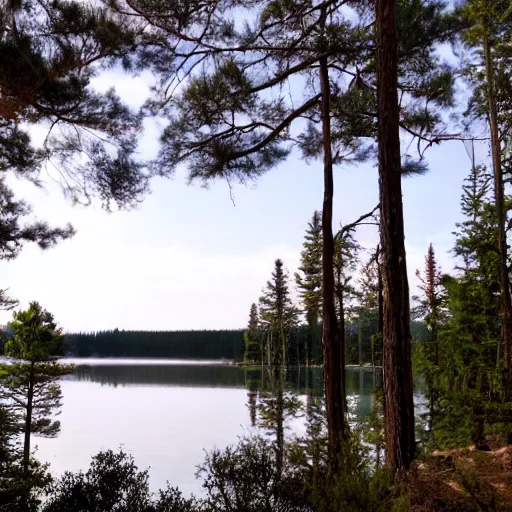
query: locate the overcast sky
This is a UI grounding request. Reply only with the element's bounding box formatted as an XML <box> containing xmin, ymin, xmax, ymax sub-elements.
<box><xmin>0</xmin><ymin>68</ymin><xmax>490</xmax><ymax>333</ymax></box>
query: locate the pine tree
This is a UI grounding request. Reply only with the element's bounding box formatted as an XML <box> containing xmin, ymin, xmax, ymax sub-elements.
<box><xmin>443</xmin><ymin>165</ymin><xmax>501</xmax><ymax>371</ymax></box>
<box><xmin>115</xmin><ymin>0</ymin><xmax>459</xmax><ymax>458</ymax></box>
<box><xmin>460</xmin><ymin>0</ymin><xmax>512</xmax><ymax>381</ymax></box>
<box><xmin>248</xmin><ymin>304</ymin><xmax>259</xmax><ymax>331</ymax></box>
<box><xmin>333</xmin><ymin>229</ymin><xmax>360</xmax><ymax>371</ymax></box>
<box><xmin>243</xmin><ymin>303</ymin><xmax>261</xmax><ymax>364</ymax></box>
<box><xmin>359</xmin><ymin>255</ymin><xmax>380</xmax><ymax>312</ymax></box>
<box><xmin>295</xmin><ymin>211</ymin><xmax>323</xmax><ymax>366</ymax></box>
<box><xmin>412</xmin><ymin>244</ymin><xmax>447</xmax><ymax>367</ymax></box>
<box><xmin>358</xmin><ymin>250</ymin><xmax>382</xmax><ymax>368</ymax></box>
<box><xmin>375</xmin><ymin>0</ymin><xmax>415</xmax><ymax>471</ymax></box>
<box><xmin>0</xmin><ymin>0</ymin><xmax>148</xmax><ymax>268</ymax></box>
<box><xmin>0</xmin><ymin>302</ymin><xmax>72</xmax><ymax>473</ymax></box>
<box><xmin>259</xmin><ymin>259</ymin><xmax>299</xmax><ymax>367</ymax></box>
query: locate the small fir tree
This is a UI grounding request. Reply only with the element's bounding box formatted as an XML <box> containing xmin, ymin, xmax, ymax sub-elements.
<box><xmin>259</xmin><ymin>259</ymin><xmax>299</xmax><ymax>367</ymax></box>
<box><xmin>412</xmin><ymin>243</ymin><xmax>447</xmax><ymax>367</ymax></box>
<box><xmin>243</xmin><ymin>303</ymin><xmax>261</xmax><ymax>364</ymax></box>
<box><xmin>0</xmin><ymin>302</ymin><xmax>73</xmax><ymax>473</ymax></box>
<box><xmin>295</xmin><ymin>211</ymin><xmax>323</xmax><ymax>365</ymax></box>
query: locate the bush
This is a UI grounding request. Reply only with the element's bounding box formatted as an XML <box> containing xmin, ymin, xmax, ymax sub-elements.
<box><xmin>42</xmin><ymin>450</ymin><xmax>198</xmax><ymax>512</ymax></box>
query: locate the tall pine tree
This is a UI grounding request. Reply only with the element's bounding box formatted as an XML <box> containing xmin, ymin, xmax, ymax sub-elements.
<box><xmin>295</xmin><ymin>211</ymin><xmax>323</xmax><ymax>366</ymax></box>
<box><xmin>461</xmin><ymin>0</ymin><xmax>512</xmax><ymax>380</ymax></box>
<box><xmin>259</xmin><ymin>259</ymin><xmax>299</xmax><ymax>367</ymax></box>
<box><xmin>113</xmin><ymin>0</ymin><xmax>460</xmax><ymax>458</ymax></box>
<box><xmin>375</xmin><ymin>0</ymin><xmax>415</xmax><ymax>471</ymax></box>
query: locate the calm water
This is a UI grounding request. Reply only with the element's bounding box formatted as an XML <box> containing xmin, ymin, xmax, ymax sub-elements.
<box><xmin>34</xmin><ymin>359</ymin><xmax>382</xmax><ymax>496</ymax></box>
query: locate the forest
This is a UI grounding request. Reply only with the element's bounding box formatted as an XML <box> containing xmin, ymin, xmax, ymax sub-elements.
<box><xmin>63</xmin><ymin>322</ymin><xmax>429</xmax><ymax>363</ymax></box>
<box><xmin>0</xmin><ymin>0</ymin><xmax>512</xmax><ymax>510</ymax></box>
<box><xmin>65</xmin><ymin>330</ymin><xmax>247</xmax><ymax>360</ymax></box>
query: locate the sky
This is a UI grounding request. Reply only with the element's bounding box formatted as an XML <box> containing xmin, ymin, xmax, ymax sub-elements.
<box><xmin>0</xmin><ymin>69</ymin><xmax>491</xmax><ymax>333</ymax></box>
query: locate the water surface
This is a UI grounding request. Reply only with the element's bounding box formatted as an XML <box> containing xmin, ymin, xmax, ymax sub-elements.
<box><xmin>35</xmin><ymin>359</ymin><xmax>380</xmax><ymax>496</ymax></box>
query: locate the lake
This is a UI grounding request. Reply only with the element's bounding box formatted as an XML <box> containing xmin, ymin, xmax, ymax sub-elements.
<box><xmin>34</xmin><ymin>359</ymin><xmax>384</xmax><ymax>497</ymax></box>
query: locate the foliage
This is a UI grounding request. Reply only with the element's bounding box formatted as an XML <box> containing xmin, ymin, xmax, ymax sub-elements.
<box><xmin>0</xmin><ymin>302</ymin><xmax>72</xmax><ymax>476</ymax></box>
<box><xmin>461</xmin><ymin>0</ymin><xmax>512</xmax><ymax>130</ymax></box>
<box><xmin>109</xmin><ymin>0</ymin><xmax>460</xmax><ymax>183</ymax></box>
<box><xmin>0</xmin><ymin>362</ymin><xmax>70</xmax><ymax>439</ymax></box>
<box><xmin>243</xmin><ymin>303</ymin><xmax>261</xmax><ymax>364</ymax></box>
<box><xmin>198</xmin><ymin>436</ymin><xmax>307</xmax><ymax>512</ymax></box>
<box><xmin>412</xmin><ymin>244</ymin><xmax>447</xmax><ymax>368</ymax></box>
<box><xmin>6</xmin><ymin>302</ymin><xmax>64</xmax><ymax>362</ymax></box>
<box><xmin>411</xmin><ymin>165</ymin><xmax>512</xmax><ymax>450</ymax></box>
<box><xmin>0</xmin><ymin>288</ymin><xmax>18</xmax><ymax>312</ymax></box>
<box><xmin>259</xmin><ymin>260</ymin><xmax>299</xmax><ymax>330</ymax></box>
<box><xmin>198</xmin><ymin>432</ymin><xmax>408</xmax><ymax>512</ymax></box>
<box><xmin>66</xmin><ymin>329</ymin><xmax>246</xmax><ymax>361</ymax></box>
<box><xmin>442</xmin><ymin>165</ymin><xmax>501</xmax><ymax>375</ymax></box>
<box><xmin>334</xmin><ymin>227</ymin><xmax>362</xmax><ymax>344</ymax></box>
<box><xmin>42</xmin><ymin>450</ymin><xmax>198</xmax><ymax>512</ymax></box>
<box><xmin>295</xmin><ymin>212</ymin><xmax>323</xmax><ymax>365</ymax></box>
<box><xmin>0</xmin><ymin>405</ymin><xmax>51</xmax><ymax>512</ymax></box>
<box><xmin>259</xmin><ymin>259</ymin><xmax>299</xmax><ymax>366</ymax></box>
<box><xmin>0</xmin><ymin>0</ymin><xmax>149</xmax><ymax>274</ymax></box>
<box><xmin>0</xmin><ymin>179</ymin><xmax>75</xmax><ymax>262</ymax></box>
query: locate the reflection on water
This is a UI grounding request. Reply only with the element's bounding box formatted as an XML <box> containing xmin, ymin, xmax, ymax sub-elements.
<box><xmin>35</xmin><ymin>359</ymin><xmax>382</xmax><ymax>496</ymax></box>
<box><xmin>70</xmin><ymin>363</ymin><xmax>248</xmax><ymax>388</ymax></box>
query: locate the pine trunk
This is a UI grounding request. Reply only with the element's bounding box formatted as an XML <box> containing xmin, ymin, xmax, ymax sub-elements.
<box><xmin>307</xmin><ymin>317</ymin><xmax>314</xmax><ymax>366</ymax></box>
<box><xmin>483</xmin><ymin>34</ymin><xmax>512</xmax><ymax>383</ymax></box>
<box><xmin>320</xmin><ymin>55</ymin><xmax>346</xmax><ymax>458</ymax></box>
<box><xmin>375</xmin><ymin>245</ymin><xmax>383</xmax><ymax>372</ymax></box>
<box><xmin>336</xmin><ymin>276</ymin><xmax>347</xmax><ymax>411</ymax></box>
<box><xmin>23</xmin><ymin>362</ymin><xmax>35</xmax><ymax>474</ymax></box>
<box><xmin>375</xmin><ymin>0</ymin><xmax>416</xmax><ymax>471</ymax></box>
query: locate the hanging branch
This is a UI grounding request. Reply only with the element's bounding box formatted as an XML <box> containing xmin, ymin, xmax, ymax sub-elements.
<box><xmin>335</xmin><ymin>204</ymin><xmax>380</xmax><ymax>242</ymax></box>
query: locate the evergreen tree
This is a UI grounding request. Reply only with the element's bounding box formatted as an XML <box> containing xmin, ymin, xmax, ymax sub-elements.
<box><xmin>461</xmin><ymin>0</ymin><xmax>512</xmax><ymax>380</ymax></box>
<box><xmin>259</xmin><ymin>259</ymin><xmax>299</xmax><ymax>367</ymax></box>
<box><xmin>295</xmin><ymin>211</ymin><xmax>323</xmax><ymax>366</ymax></box>
<box><xmin>375</xmin><ymin>0</ymin><xmax>415</xmax><ymax>471</ymax></box>
<box><xmin>0</xmin><ymin>0</ymin><xmax>149</xmax><ymax>279</ymax></box>
<box><xmin>0</xmin><ymin>403</ymin><xmax>50</xmax><ymax>512</ymax></box>
<box><xmin>248</xmin><ymin>303</ymin><xmax>259</xmax><ymax>331</ymax></box>
<box><xmin>420</xmin><ymin>165</ymin><xmax>504</xmax><ymax>449</ymax></box>
<box><xmin>0</xmin><ymin>288</ymin><xmax>18</xmax><ymax>311</ymax></box>
<box><xmin>442</xmin><ymin>165</ymin><xmax>501</xmax><ymax>373</ymax></box>
<box><xmin>359</xmin><ymin>254</ymin><xmax>380</xmax><ymax>313</ymax></box>
<box><xmin>357</xmin><ymin>251</ymin><xmax>382</xmax><ymax>368</ymax></box>
<box><xmin>0</xmin><ymin>302</ymin><xmax>72</xmax><ymax>473</ymax></box>
<box><xmin>113</xmin><ymin>0</ymin><xmax>459</xmax><ymax>459</ymax></box>
<box><xmin>333</xmin><ymin>229</ymin><xmax>360</xmax><ymax>373</ymax></box>
<box><xmin>412</xmin><ymin>244</ymin><xmax>447</xmax><ymax>367</ymax></box>
<box><xmin>243</xmin><ymin>303</ymin><xmax>261</xmax><ymax>364</ymax></box>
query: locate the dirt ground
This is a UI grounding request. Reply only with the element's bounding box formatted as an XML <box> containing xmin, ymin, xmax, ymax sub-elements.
<box><xmin>409</xmin><ymin>441</ymin><xmax>512</xmax><ymax>511</ymax></box>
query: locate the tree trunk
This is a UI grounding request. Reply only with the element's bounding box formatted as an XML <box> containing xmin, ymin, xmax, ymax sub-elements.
<box><xmin>433</xmin><ymin>324</ymin><xmax>439</xmax><ymax>367</ymax></box>
<box><xmin>320</xmin><ymin>55</ymin><xmax>346</xmax><ymax>459</ymax></box>
<box><xmin>377</xmin><ymin>245</ymin><xmax>384</xmax><ymax>345</ymax></box>
<box><xmin>375</xmin><ymin>0</ymin><xmax>416</xmax><ymax>471</ymax></box>
<box><xmin>336</xmin><ymin>274</ymin><xmax>348</xmax><ymax>412</ymax></box>
<box><xmin>23</xmin><ymin>362</ymin><xmax>35</xmax><ymax>474</ymax></box>
<box><xmin>483</xmin><ymin>33</ymin><xmax>512</xmax><ymax>383</ymax></box>
<box><xmin>307</xmin><ymin>317</ymin><xmax>314</xmax><ymax>367</ymax></box>
<box><xmin>281</xmin><ymin>324</ymin><xmax>287</xmax><ymax>367</ymax></box>
<box><xmin>358</xmin><ymin>318</ymin><xmax>364</xmax><ymax>367</ymax></box>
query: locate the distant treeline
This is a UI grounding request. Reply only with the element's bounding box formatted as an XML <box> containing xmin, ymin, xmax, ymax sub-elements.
<box><xmin>65</xmin><ymin>329</ymin><xmax>246</xmax><ymax>360</ymax></box>
<box><xmin>64</xmin><ymin>322</ymin><xmax>429</xmax><ymax>362</ymax></box>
